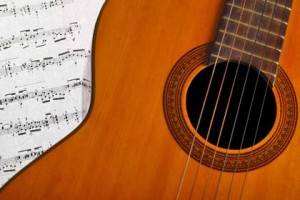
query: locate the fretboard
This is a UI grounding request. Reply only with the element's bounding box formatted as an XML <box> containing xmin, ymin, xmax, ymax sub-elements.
<box><xmin>209</xmin><ymin>0</ymin><xmax>292</xmax><ymax>85</ymax></box>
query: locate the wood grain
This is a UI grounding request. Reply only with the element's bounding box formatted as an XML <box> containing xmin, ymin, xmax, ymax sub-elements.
<box><xmin>0</xmin><ymin>0</ymin><xmax>299</xmax><ymax>199</ymax></box>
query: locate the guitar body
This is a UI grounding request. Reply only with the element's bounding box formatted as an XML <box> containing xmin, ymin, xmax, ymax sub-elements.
<box><xmin>1</xmin><ymin>0</ymin><xmax>300</xmax><ymax>199</ymax></box>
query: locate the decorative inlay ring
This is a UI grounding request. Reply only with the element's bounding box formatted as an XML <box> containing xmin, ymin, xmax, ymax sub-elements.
<box><xmin>163</xmin><ymin>44</ymin><xmax>298</xmax><ymax>172</ymax></box>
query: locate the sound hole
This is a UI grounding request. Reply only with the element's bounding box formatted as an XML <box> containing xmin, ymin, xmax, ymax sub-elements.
<box><xmin>186</xmin><ymin>62</ymin><xmax>276</xmax><ymax>150</ymax></box>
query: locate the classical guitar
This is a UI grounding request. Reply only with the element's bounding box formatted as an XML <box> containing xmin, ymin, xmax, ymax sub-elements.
<box><xmin>1</xmin><ymin>0</ymin><xmax>299</xmax><ymax>199</ymax></box>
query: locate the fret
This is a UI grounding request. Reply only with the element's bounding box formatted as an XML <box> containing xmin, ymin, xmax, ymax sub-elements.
<box><xmin>266</xmin><ymin>0</ymin><xmax>292</xmax><ymax>9</ymax></box>
<box><xmin>210</xmin><ymin>52</ymin><xmax>278</xmax><ymax>84</ymax></box>
<box><xmin>209</xmin><ymin>0</ymin><xmax>292</xmax><ymax>85</ymax></box>
<box><xmin>210</xmin><ymin>52</ymin><xmax>278</xmax><ymax>74</ymax></box>
<box><xmin>219</xmin><ymin>18</ymin><xmax>285</xmax><ymax>51</ymax></box>
<box><xmin>227</xmin><ymin>0</ymin><xmax>292</xmax><ymax>12</ymax></box>
<box><xmin>210</xmin><ymin>54</ymin><xmax>231</xmax><ymax>63</ymax></box>
<box><xmin>210</xmin><ymin>53</ymin><xmax>278</xmax><ymax>69</ymax></box>
<box><xmin>223</xmin><ymin>1</ymin><xmax>290</xmax><ymax>37</ymax></box>
<box><xmin>226</xmin><ymin>2</ymin><xmax>289</xmax><ymax>24</ymax></box>
<box><xmin>222</xmin><ymin>14</ymin><xmax>288</xmax><ymax>38</ymax></box>
<box><xmin>214</xmin><ymin>42</ymin><xmax>280</xmax><ymax>63</ymax></box>
<box><xmin>215</xmin><ymin>30</ymin><xmax>282</xmax><ymax>61</ymax></box>
<box><xmin>222</xmin><ymin>16</ymin><xmax>285</xmax><ymax>39</ymax></box>
<box><xmin>260</xmin><ymin>69</ymin><xmax>277</xmax><ymax>77</ymax></box>
<box><xmin>223</xmin><ymin>0</ymin><xmax>290</xmax><ymax>36</ymax></box>
<box><xmin>212</xmin><ymin>43</ymin><xmax>279</xmax><ymax>65</ymax></box>
<box><xmin>210</xmin><ymin>44</ymin><xmax>279</xmax><ymax>83</ymax></box>
<box><xmin>218</xmin><ymin>29</ymin><xmax>282</xmax><ymax>52</ymax></box>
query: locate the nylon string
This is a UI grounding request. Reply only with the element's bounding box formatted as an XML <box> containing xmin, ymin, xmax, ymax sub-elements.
<box><xmin>212</xmin><ymin>0</ymin><xmax>286</xmax><ymax>199</ymax></box>
<box><xmin>195</xmin><ymin>0</ymin><xmax>252</xmax><ymax>199</ymax></box>
<box><xmin>238</xmin><ymin>1</ymin><xmax>289</xmax><ymax>199</ymax></box>
<box><xmin>214</xmin><ymin>0</ymin><xmax>269</xmax><ymax>198</ymax></box>
<box><xmin>203</xmin><ymin>0</ymin><xmax>267</xmax><ymax>199</ymax></box>
<box><xmin>175</xmin><ymin>1</ymin><xmax>238</xmax><ymax>199</ymax></box>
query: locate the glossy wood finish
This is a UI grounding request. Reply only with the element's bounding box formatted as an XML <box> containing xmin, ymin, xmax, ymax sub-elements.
<box><xmin>0</xmin><ymin>0</ymin><xmax>300</xmax><ymax>199</ymax></box>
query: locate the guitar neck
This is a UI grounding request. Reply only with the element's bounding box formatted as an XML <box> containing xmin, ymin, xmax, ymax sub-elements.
<box><xmin>209</xmin><ymin>0</ymin><xmax>292</xmax><ymax>85</ymax></box>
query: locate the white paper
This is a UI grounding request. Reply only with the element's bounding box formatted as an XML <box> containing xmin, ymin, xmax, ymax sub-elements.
<box><xmin>0</xmin><ymin>0</ymin><xmax>105</xmax><ymax>188</ymax></box>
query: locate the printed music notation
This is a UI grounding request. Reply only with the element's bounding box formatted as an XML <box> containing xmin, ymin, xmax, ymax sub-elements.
<box><xmin>0</xmin><ymin>0</ymin><xmax>105</xmax><ymax>188</ymax></box>
<box><xmin>0</xmin><ymin>0</ymin><xmax>74</xmax><ymax>18</ymax></box>
<box><xmin>0</xmin><ymin>147</ymin><xmax>44</xmax><ymax>175</ymax></box>
<box><xmin>0</xmin><ymin>108</ymin><xmax>85</xmax><ymax>137</ymax></box>
<box><xmin>0</xmin><ymin>49</ymin><xmax>90</xmax><ymax>78</ymax></box>
<box><xmin>0</xmin><ymin>146</ymin><xmax>44</xmax><ymax>170</ymax></box>
<box><xmin>0</xmin><ymin>22</ymin><xmax>81</xmax><ymax>51</ymax></box>
<box><xmin>0</xmin><ymin>78</ymin><xmax>91</xmax><ymax>109</ymax></box>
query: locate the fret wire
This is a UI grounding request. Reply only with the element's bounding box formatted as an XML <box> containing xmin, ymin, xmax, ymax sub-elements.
<box><xmin>266</xmin><ymin>0</ymin><xmax>291</xmax><ymax>10</ymax></box>
<box><xmin>222</xmin><ymin>9</ymin><xmax>288</xmax><ymax>39</ymax></box>
<box><xmin>218</xmin><ymin>30</ymin><xmax>282</xmax><ymax>52</ymax></box>
<box><xmin>228</xmin><ymin>0</ymin><xmax>291</xmax><ymax>10</ymax></box>
<box><xmin>210</xmin><ymin>53</ymin><xmax>227</xmax><ymax>60</ymax></box>
<box><xmin>260</xmin><ymin>69</ymin><xmax>277</xmax><ymax>77</ymax></box>
<box><xmin>222</xmin><ymin>16</ymin><xmax>285</xmax><ymax>39</ymax></box>
<box><xmin>214</xmin><ymin>42</ymin><xmax>279</xmax><ymax>64</ymax></box>
<box><xmin>210</xmin><ymin>54</ymin><xmax>277</xmax><ymax>81</ymax></box>
<box><xmin>211</xmin><ymin>44</ymin><xmax>279</xmax><ymax>65</ymax></box>
<box><xmin>218</xmin><ymin>18</ymin><xmax>285</xmax><ymax>50</ymax></box>
<box><xmin>274</xmin><ymin>0</ymin><xmax>291</xmax><ymax>79</ymax></box>
<box><xmin>226</xmin><ymin>2</ymin><xmax>289</xmax><ymax>24</ymax></box>
<box><xmin>209</xmin><ymin>0</ymin><xmax>291</xmax><ymax>84</ymax></box>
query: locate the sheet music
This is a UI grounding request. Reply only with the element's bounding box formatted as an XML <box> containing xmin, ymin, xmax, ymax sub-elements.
<box><xmin>0</xmin><ymin>0</ymin><xmax>105</xmax><ymax>188</ymax></box>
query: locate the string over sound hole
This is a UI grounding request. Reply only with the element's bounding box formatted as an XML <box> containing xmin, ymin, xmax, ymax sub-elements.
<box><xmin>186</xmin><ymin>61</ymin><xmax>276</xmax><ymax>150</ymax></box>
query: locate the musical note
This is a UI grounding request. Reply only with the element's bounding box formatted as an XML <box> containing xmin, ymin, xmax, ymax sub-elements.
<box><xmin>0</xmin><ymin>108</ymin><xmax>86</xmax><ymax>137</ymax></box>
<box><xmin>0</xmin><ymin>0</ymin><xmax>74</xmax><ymax>18</ymax></box>
<box><xmin>0</xmin><ymin>22</ymin><xmax>81</xmax><ymax>51</ymax></box>
<box><xmin>0</xmin><ymin>146</ymin><xmax>44</xmax><ymax>175</ymax></box>
<box><xmin>0</xmin><ymin>78</ymin><xmax>91</xmax><ymax>108</ymax></box>
<box><xmin>0</xmin><ymin>0</ymin><xmax>104</xmax><ymax>189</ymax></box>
<box><xmin>0</xmin><ymin>49</ymin><xmax>91</xmax><ymax>78</ymax></box>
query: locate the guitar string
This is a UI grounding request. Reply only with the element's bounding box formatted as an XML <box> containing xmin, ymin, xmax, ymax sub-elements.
<box><xmin>175</xmin><ymin>1</ymin><xmax>238</xmax><ymax>199</ymax></box>
<box><xmin>202</xmin><ymin>0</ymin><xmax>287</xmax><ymax>198</ymax></box>
<box><xmin>212</xmin><ymin>0</ymin><xmax>267</xmax><ymax>199</ymax></box>
<box><xmin>206</xmin><ymin>0</ymin><xmax>266</xmax><ymax>199</ymax></box>
<box><xmin>239</xmin><ymin>1</ymin><xmax>290</xmax><ymax>199</ymax></box>
<box><xmin>230</xmin><ymin>0</ymin><xmax>279</xmax><ymax>199</ymax></box>
<box><xmin>189</xmin><ymin>1</ymin><xmax>260</xmax><ymax>198</ymax></box>
<box><xmin>197</xmin><ymin>0</ymin><xmax>287</xmax><ymax>198</ymax></box>
<box><xmin>213</xmin><ymin>0</ymin><xmax>286</xmax><ymax>199</ymax></box>
<box><xmin>217</xmin><ymin>1</ymin><xmax>274</xmax><ymax>199</ymax></box>
<box><xmin>192</xmin><ymin>0</ymin><xmax>251</xmax><ymax>199</ymax></box>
